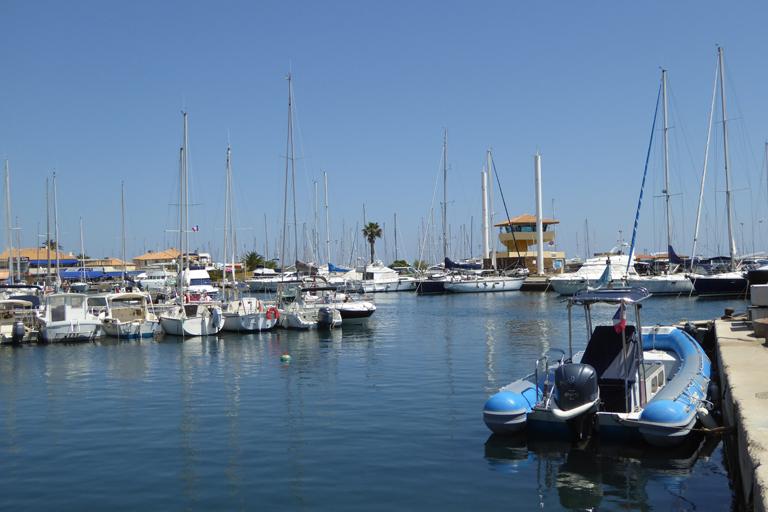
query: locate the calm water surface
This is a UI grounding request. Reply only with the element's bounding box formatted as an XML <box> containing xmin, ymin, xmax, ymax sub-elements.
<box><xmin>0</xmin><ymin>292</ymin><xmax>741</xmax><ymax>511</ymax></box>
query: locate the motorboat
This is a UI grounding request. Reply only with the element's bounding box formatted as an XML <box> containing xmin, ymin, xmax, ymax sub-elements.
<box><xmin>137</xmin><ymin>266</ymin><xmax>176</xmax><ymax>292</ymax></box>
<box><xmin>276</xmin><ymin>285</ymin><xmax>342</xmax><ymax>330</ymax></box>
<box><xmin>37</xmin><ymin>292</ymin><xmax>103</xmax><ymax>342</ymax></box>
<box><xmin>308</xmin><ymin>289</ymin><xmax>376</xmax><ymax>325</ymax></box>
<box><xmin>100</xmin><ymin>291</ymin><xmax>163</xmax><ymax>339</ymax></box>
<box><xmin>344</xmin><ymin>261</ymin><xmax>417</xmax><ymax>293</ymax></box>
<box><xmin>482</xmin><ymin>287</ymin><xmax>713</xmax><ymax>447</ymax></box>
<box><xmin>548</xmin><ymin>247</ymin><xmax>637</xmax><ymax>296</ymax></box>
<box><xmin>0</xmin><ymin>297</ymin><xmax>39</xmax><ymax>344</ymax></box>
<box><xmin>688</xmin><ymin>270</ymin><xmax>749</xmax><ymax>298</ymax></box>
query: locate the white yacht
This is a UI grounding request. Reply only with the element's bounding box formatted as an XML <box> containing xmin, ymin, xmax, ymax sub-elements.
<box><xmin>100</xmin><ymin>292</ymin><xmax>163</xmax><ymax>339</ymax></box>
<box><xmin>548</xmin><ymin>248</ymin><xmax>637</xmax><ymax>296</ymax></box>
<box><xmin>138</xmin><ymin>266</ymin><xmax>176</xmax><ymax>292</ymax></box>
<box><xmin>37</xmin><ymin>293</ymin><xmax>103</xmax><ymax>342</ymax></box>
<box><xmin>343</xmin><ymin>261</ymin><xmax>417</xmax><ymax>293</ymax></box>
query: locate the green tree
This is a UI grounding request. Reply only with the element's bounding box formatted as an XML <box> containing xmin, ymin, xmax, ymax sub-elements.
<box><xmin>241</xmin><ymin>251</ymin><xmax>275</xmax><ymax>271</ymax></box>
<box><xmin>362</xmin><ymin>222</ymin><xmax>382</xmax><ymax>264</ymax></box>
<box><xmin>389</xmin><ymin>260</ymin><xmax>409</xmax><ymax>269</ymax></box>
<box><xmin>41</xmin><ymin>239</ymin><xmax>62</xmax><ymax>251</ymax></box>
<box><xmin>412</xmin><ymin>259</ymin><xmax>428</xmax><ymax>270</ymax></box>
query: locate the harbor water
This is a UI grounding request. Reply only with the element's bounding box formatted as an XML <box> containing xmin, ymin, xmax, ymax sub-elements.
<box><xmin>0</xmin><ymin>291</ymin><xmax>740</xmax><ymax>511</ymax></box>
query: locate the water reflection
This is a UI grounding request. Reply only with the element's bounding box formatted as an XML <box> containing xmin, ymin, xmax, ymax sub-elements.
<box><xmin>485</xmin><ymin>432</ymin><xmax>721</xmax><ymax>510</ymax></box>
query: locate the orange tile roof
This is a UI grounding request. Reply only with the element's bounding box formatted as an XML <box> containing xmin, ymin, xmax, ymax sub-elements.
<box><xmin>494</xmin><ymin>214</ymin><xmax>560</xmax><ymax>227</ymax></box>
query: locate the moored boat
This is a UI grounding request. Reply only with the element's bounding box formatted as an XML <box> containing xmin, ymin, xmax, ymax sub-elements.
<box><xmin>482</xmin><ymin>287</ymin><xmax>713</xmax><ymax>447</ymax></box>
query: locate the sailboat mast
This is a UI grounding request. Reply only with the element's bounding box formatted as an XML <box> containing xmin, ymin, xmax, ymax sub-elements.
<box><xmin>79</xmin><ymin>217</ymin><xmax>84</xmax><ymax>282</ymax></box>
<box><xmin>481</xmin><ymin>169</ymin><xmax>489</xmax><ymax>261</ymax></box>
<box><xmin>281</xmin><ymin>74</ymin><xmax>291</xmax><ymax>270</ymax></box>
<box><xmin>662</xmin><ymin>69</ymin><xmax>672</xmax><ymax>250</ymax></box>
<box><xmin>177</xmin><ymin>119</ymin><xmax>185</xmax><ymax>300</ymax></box>
<box><xmin>183</xmin><ymin>112</ymin><xmax>190</xmax><ymax>270</ymax></box>
<box><xmin>487</xmin><ymin>149</ymin><xmax>496</xmax><ymax>270</ymax></box>
<box><xmin>224</xmin><ymin>147</ymin><xmax>230</xmax><ymax>286</ymax></box>
<box><xmin>325</xmin><ymin>172</ymin><xmax>330</xmax><ymax>264</ymax></box>
<box><xmin>718</xmin><ymin>46</ymin><xmax>737</xmax><ymax>269</ymax></box>
<box><xmin>5</xmin><ymin>159</ymin><xmax>12</xmax><ymax>283</ymax></box>
<box><xmin>442</xmin><ymin>130</ymin><xmax>447</xmax><ymax>261</ymax></box>
<box><xmin>691</xmin><ymin>59</ymin><xmax>719</xmax><ymax>266</ymax></box>
<box><xmin>53</xmin><ymin>171</ymin><xmax>59</xmax><ymax>288</ymax></box>
<box><xmin>46</xmin><ymin>179</ymin><xmax>50</xmax><ymax>285</ymax></box>
<box><xmin>121</xmin><ymin>182</ymin><xmax>126</xmax><ymax>282</ymax></box>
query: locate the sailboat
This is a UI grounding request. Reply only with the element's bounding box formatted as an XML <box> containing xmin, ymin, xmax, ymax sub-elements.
<box><xmin>416</xmin><ymin>130</ymin><xmax>451</xmax><ymax>295</ymax></box>
<box><xmin>624</xmin><ymin>69</ymin><xmax>694</xmax><ymax>295</ymax></box>
<box><xmin>159</xmin><ymin>112</ymin><xmax>224</xmax><ymax>337</ymax></box>
<box><xmin>688</xmin><ymin>47</ymin><xmax>750</xmax><ymax>298</ymax></box>
<box><xmin>444</xmin><ymin>150</ymin><xmax>526</xmax><ymax>293</ymax></box>
<box><xmin>101</xmin><ymin>184</ymin><xmax>163</xmax><ymax>338</ymax></box>
<box><xmin>219</xmin><ymin>146</ymin><xmax>278</xmax><ymax>332</ymax></box>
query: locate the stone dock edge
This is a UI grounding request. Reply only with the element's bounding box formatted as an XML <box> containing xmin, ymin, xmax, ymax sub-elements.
<box><xmin>715</xmin><ymin>316</ymin><xmax>768</xmax><ymax>512</ymax></box>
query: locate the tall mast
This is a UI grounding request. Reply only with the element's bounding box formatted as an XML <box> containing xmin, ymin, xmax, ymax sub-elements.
<box><xmin>691</xmin><ymin>58</ymin><xmax>719</xmax><ymax>266</ymax></box>
<box><xmin>487</xmin><ymin>149</ymin><xmax>496</xmax><ymax>271</ymax></box>
<box><xmin>223</xmin><ymin>147</ymin><xmax>230</xmax><ymax>286</ymax></box>
<box><xmin>46</xmin><ymin>179</ymin><xmax>50</xmax><ymax>284</ymax></box>
<box><xmin>481</xmin><ymin>169</ymin><xmax>489</xmax><ymax>261</ymax></box>
<box><xmin>5</xmin><ymin>159</ymin><xmax>12</xmax><ymax>283</ymax></box>
<box><xmin>79</xmin><ymin>217</ymin><xmax>84</xmax><ymax>282</ymax></box>
<box><xmin>281</xmin><ymin>74</ymin><xmax>292</xmax><ymax>270</ymax></box>
<box><xmin>718</xmin><ymin>46</ymin><xmax>737</xmax><ymax>269</ymax></box>
<box><xmin>394</xmin><ymin>213</ymin><xmax>398</xmax><ymax>262</ymax></box>
<box><xmin>121</xmin><ymin>182</ymin><xmax>126</xmax><ymax>283</ymax></box>
<box><xmin>227</xmin><ymin>147</ymin><xmax>236</xmax><ymax>287</ymax></box>
<box><xmin>177</xmin><ymin>113</ymin><xmax>185</xmax><ymax>301</ymax></box>
<box><xmin>314</xmin><ymin>180</ymin><xmax>318</xmax><ymax>263</ymax></box>
<box><xmin>183</xmin><ymin>112</ymin><xmax>190</xmax><ymax>270</ymax></box>
<box><xmin>325</xmin><ymin>172</ymin><xmax>330</xmax><ymax>264</ymax></box>
<box><xmin>662</xmin><ymin>69</ymin><xmax>672</xmax><ymax>250</ymax></box>
<box><xmin>442</xmin><ymin>130</ymin><xmax>447</xmax><ymax>261</ymax></box>
<box><xmin>53</xmin><ymin>171</ymin><xmax>59</xmax><ymax>288</ymax></box>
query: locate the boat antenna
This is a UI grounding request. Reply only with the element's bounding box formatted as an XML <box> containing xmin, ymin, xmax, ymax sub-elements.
<box><xmin>626</xmin><ymin>80</ymin><xmax>662</xmax><ymax>275</ymax></box>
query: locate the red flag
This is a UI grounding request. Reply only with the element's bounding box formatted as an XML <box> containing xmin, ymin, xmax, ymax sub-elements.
<box><xmin>613</xmin><ymin>303</ymin><xmax>626</xmax><ymax>333</ymax></box>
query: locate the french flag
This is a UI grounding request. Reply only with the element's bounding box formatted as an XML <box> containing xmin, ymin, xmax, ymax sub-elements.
<box><xmin>613</xmin><ymin>303</ymin><xmax>626</xmax><ymax>333</ymax></box>
<box><xmin>192</xmin><ymin>225</ymin><xmax>199</xmax><ymax>232</ymax></box>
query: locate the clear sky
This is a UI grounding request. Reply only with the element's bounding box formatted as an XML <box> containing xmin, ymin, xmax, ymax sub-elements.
<box><xmin>2</xmin><ymin>1</ymin><xmax>768</xmax><ymax>267</ymax></box>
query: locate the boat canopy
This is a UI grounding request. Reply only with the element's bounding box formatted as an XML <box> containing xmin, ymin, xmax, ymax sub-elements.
<box><xmin>570</xmin><ymin>287</ymin><xmax>651</xmax><ymax>306</ymax></box>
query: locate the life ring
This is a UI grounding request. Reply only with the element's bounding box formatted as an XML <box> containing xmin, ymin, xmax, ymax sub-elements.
<box><xmin>184</xmin><ymin>293</ymin><xmax>190</xmax><ymax>302</ymax></box>
<box><xmin>267</xmin><ymin>307</ymin><xmax>280</xmax><ymax>320</ymax></box>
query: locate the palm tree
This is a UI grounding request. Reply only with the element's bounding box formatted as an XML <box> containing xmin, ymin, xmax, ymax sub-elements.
<box><xmin>362</xmin><ymin>222</ymin><xmax>382</xmax><ymax>264</ymax></box>
<box><xmin>241</xmin><ymin>251</ymin><xmax>275</xmax><ymax>271</ymax></box>
<box><xmin>41</xmin><ymin>239</ymin><xmax>62</xmax><ymax>251</ymax></box>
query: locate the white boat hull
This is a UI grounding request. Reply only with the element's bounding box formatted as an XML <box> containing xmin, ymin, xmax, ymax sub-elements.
<box><xmin>222</xmin><ymin>312</ymin><xmax>278</xmax><ymax>332</ymax></box>
<box><xmin>160</xmin><ymin>304</ymin><xmax>224</xmax><ymax>336</ymax></box>
<box><xmin>625</xmin><ymin>274</ymin><xmax>694</xmax><ymax>295</ymax></box>
<box><xmin>39</xmin><ymin>320</ymin><xmax>103</xmax><ymax>342</ymax></box>
<box><xmin>102</xmin><ymin>319</ymin><xmax>163</xmax><ymax>338</ymax></box>
<box><xmin>444</xmin><ymin>276</ymin><xmax>525</xmax><ymax>293</ymax></box>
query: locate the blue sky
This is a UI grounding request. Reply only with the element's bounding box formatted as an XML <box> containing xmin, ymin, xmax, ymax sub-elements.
<box><xmin>2</xmin><ymin>1</ymin><xmax>768</xmax><ymax>267</ymax></box>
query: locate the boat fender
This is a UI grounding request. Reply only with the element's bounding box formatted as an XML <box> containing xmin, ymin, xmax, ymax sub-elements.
<box><xmin>267</xmin><ymin>307</ymin><xmax>280</xmax><ymax>320</ymax></box>
<box><xmin>184</xmin><ymin>293</ymin><xmax>190</xmax><ymax>303</ymax></box>
<box><xmin>697</xmin><ymin>406</ymin><xmax>718</xmax><ymax>430</ymax></box>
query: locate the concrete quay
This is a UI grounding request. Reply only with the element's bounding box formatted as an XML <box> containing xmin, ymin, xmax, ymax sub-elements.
<box><xmin>715</xmin><ymin>316</ymin><xmax>768</xmax><ymax>512</ymax></box>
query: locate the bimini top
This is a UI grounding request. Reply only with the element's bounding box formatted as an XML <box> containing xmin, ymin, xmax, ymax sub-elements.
<box><xmin>570</xmin><ymin>287</ymin><xmax>651</xmax><ymax>306</ymax></box>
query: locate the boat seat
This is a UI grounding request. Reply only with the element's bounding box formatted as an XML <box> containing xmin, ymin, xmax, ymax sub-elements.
<box><xmin>580</xmin><ymin>325</ymin><xmax>639</xmax><ymax>413</ymax></box>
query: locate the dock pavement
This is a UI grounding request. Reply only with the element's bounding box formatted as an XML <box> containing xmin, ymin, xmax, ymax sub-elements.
<box><xmin>715</xmin><ymin>315</ymin><xmax>768</xmax><ymax>512</ymax></box>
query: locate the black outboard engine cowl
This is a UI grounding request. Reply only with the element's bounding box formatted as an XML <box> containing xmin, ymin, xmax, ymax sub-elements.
<box><xmin>317</xmin><ymin>307</ymin><xmax>334</xmax><ymax>329</ymax></box>
<box><xmin>554</xmin><ymin>364</ymin><xmax>599</xmax><ymax>443</ymax></box>
<box><xmin>11</xmin><ymin>321</ymin><xmax>25</xmax><ymax>344</ymax></box>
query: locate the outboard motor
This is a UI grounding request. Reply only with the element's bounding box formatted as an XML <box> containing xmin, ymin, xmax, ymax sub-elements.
<box><xmin>553</xmin><ymin>364</ymin><xmax>600</xmax><ymax>443</ymax></box>
<box><xmin>11</xmin><ymin>321</ymin><xmax>25</xmax><ymax>344</ymax></box>
<box><xmin>317</xmin><ymin>307</ymin><xmax>334</xmax><ymax>329</ymax></box>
